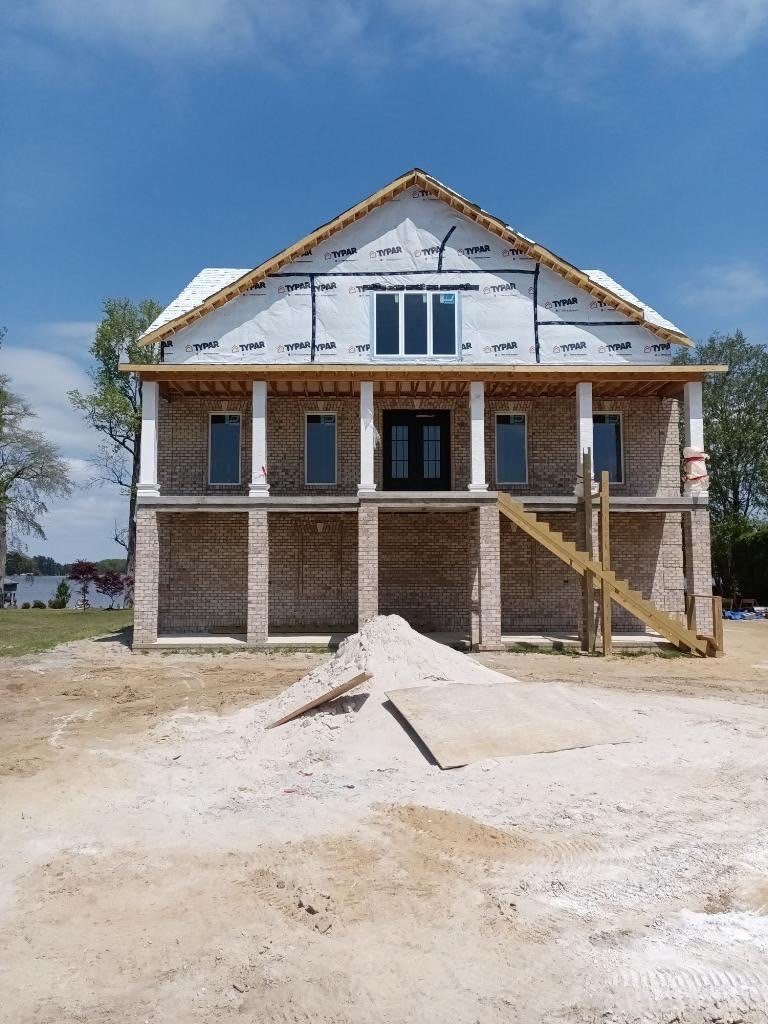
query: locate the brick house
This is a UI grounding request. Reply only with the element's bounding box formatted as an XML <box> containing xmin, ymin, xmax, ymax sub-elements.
<box><xmin>123</xmin><ymin>169</ymin><xmax>719</xmax><ymax>650</ymax></box>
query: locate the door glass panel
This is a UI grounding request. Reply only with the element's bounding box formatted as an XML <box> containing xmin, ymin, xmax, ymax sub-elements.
<box><xmin>390</xmin><ymin>424</ymin><xmax>409</xmax><ymax>478</ymax></box>
<box><xmin>423</xmin><ymin>424</ymin><xmax>441</xmax><ymax>479</ymax></box>
<box><xmin>404</xmin><ymin>293</ymin><xmax>428</xmax><ymax>355</ymax></box>
<box><xmin>375</xmin><ymin>293</ymin><xmax>400</xmax><ymax>355</ymax></box>
<box><xmin>432</xmin><ymin>293</ymin><xmax>456</xmax><ymax>354</ymax></box>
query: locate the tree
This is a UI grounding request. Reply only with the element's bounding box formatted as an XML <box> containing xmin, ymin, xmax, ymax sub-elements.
<box><xmin>69</xmin><ymin>560</ymin><xmax>99</xmax><ymax>609</ymax></box>
<box><xmin>94</xmin><ymin>570</ymin><xmax>129</xmax><ymax>609</ymax></box>
<box><xmin>68</xmin><ymin>298</ymin><xmax>163</xmax><ymax>578</ymax></box>
<box><xmin>48</xmin><ymin>579</ymin><xmax>72</xmax><ymax>609</ymax></box>
<box><xmin>675</xmin><ymin>330</ymin><xmax>768</xmax><ymax>593</ymax></box>
<box><xmin>0</xmin><ymin>375</ymin><xmax>73</xmax><ymax>595</ymax></box>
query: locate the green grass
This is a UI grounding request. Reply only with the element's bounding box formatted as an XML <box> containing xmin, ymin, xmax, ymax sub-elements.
<box><xmin>0</xmin><ymin>608</ymin><xmax>133</xmax><ymax>657</ymax></box>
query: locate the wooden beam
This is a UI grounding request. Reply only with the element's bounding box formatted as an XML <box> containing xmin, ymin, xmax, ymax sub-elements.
<box><xmin>581</xmin><ymin>450</ymin><xmax>596</xmax><ymax>654</ymax></box>
<box><xmin>599</xmin><ymin>470</ymin><xmax>612</xmax><ymax>657</ymax></box>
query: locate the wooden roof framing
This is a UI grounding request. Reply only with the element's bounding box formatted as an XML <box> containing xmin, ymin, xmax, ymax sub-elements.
<box><xmin>136</xmin><ymin>168</ymin><xmax>693</xmax><ymax>350</ymax></box>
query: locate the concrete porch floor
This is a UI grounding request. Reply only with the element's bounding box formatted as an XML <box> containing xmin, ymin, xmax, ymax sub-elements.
<box><xmin>150</xmin><ymin>629</ymin><xmax>672</xmax><ymax>652</ymax></box>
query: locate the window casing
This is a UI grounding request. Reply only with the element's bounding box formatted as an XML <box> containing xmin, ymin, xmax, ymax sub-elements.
<box><xmin>208</xmin><ymin>413</ymin><xmax>241</xmax><ymax>485</ymax></box>
<box><xmin>373</xmin><ymin>292</ymin><xmax>458</xmax><ymax>357</ymax></box>
<box><xmin>495</xmin><ymin>413</ymin><xmax>528</xmax><ymax>485</ymax></box>
<box><xmin>593</xmin><ymin>412</ymin><xmax>624</xmax><ymax>483</ymax></box>
<box><xmin>305</xmin><ymin>413</ymin><xmax>337</xmax><ymax>485</ymax></box>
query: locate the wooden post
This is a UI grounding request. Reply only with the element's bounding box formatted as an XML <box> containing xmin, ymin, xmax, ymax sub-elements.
<box><xmin>712</xmin><ymin>595</ymin><xmax>724</xmax><ymax>655</ymax></box>
<box><xmin>685</xmin><ymin>594</ymin><xmax>696</xmax><ymax>632</ymax></box>
<box><xmin>599</xmin><ymin>470</ymin><xmax>612</xmax><ymax>656</ymax></box>
<box><xmin>581</xmin><ymin>450</ymin><xmax>595</xmax><ymax>653</ymax></box>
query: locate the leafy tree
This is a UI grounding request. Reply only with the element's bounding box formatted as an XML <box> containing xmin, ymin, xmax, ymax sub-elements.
<box><xmin>675</xmin><ymin>330</ymin><xmax>768</xmax><ymax>593</ymax></box>
<box><xmin>68</xmin><ymin>298</ymin><xmax>162</xmax><ymax>578</ymax></box>
<box><xmin>94</xmin><ymin>570</ymin><xmax>129</xmax><ymax>609</ymax></box>
<box><xmin>48</xmin><ymin>578</ymin><xmax>72</xmax><ymax>609</ymax></box>
<box><xmin>6</xmin><ymin>550</ymin><xmax>35</xmax><ymax>575</ymax></box>
<box><xmin>69</xmin><ymin>560</ymin><xmax>99</xmax><ymax>609</ymax></box>
<box><xmin>0</xmin><ymin>374</ymin><xmax>73</xmax><ymax>596</ymax></box>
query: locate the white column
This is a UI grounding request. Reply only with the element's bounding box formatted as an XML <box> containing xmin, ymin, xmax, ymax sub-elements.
<box><xmin>683</xmin><ymin>381</ymin><xmax>704</xmax><ymax>450</ymax></box>
<box><xmin>137</xmin><ymin>380</ymin><xmax>160</xmax><ymax>497</ymax></box>
<box><xmin>575</xmin><ymin>381</ymin><xmax>593</xmax><ymax>495</ymax></box>
<box><xmin>358</xmin><ymin>381</ymin><xmax>376</xmax><ymax>494</ymax></box>
<box><xmin>468</xmin><ymin>381</ymin><xmax>487</xmax><ymax>492</ymax></box>
<box><xmin>249</xmin><ymin>380</ymin><xmax>269</xmax><ymax>496</ymax></box>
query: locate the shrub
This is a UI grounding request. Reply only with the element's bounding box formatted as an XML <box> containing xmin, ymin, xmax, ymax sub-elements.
<box><xmin>68</xmin><ymin>560</ymin><xmax>99</xmax><ymax>609</ymax></box>
<box><xmin>94</xmin><ymin>570</ymin><xmax>129</xmax><ymax>609</ymax></box>
<box><xmin>48</xmin><ymin>579</ymin><xmax>72</xmax><ymax>609</ymax></box>
<box><xmin>32</xmin><ymin>600</ymin><xmax>46</xmax><ymax>609</ymax></box>
<box><xmin>21</xmin><ymin>602</ymin><xmax>31</xmax><ymax>609</ymax></box>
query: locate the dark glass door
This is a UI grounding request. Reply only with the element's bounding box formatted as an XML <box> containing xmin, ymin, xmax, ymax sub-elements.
<box><xmin>383</xmin><ymin>410</ymin><xmax>451</xmax><ymax>490</ymax></box>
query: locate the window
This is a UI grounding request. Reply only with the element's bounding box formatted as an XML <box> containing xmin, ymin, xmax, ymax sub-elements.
<box><xmin>593</xmin><ymin>413</ymin><xmax>623</xmax><ymax>483</ymax></box>
<box><xmin>373</xmin><ymin>292</ymin><xmax>457</xmax><ymax>357</ymax></box>
<box><xmin>209</xmin><ymin>413</ymin><xmax>241</xmax><ymax>485</ymax></box>
<box><xmin>495</xmin><ymin>413</ymin><xmax>527</xmax><ymax>484</ymax></box>
<box><xmin>305</xmin><ymin>413</ymin><xmax>337</xmax><ymax>485</ymax></box>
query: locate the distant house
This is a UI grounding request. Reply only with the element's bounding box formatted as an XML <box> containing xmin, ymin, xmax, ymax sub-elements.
<box><xmin>122</xmin><ymin>169</ymin><xmax>718</xmax><ymax>651</ymax></box>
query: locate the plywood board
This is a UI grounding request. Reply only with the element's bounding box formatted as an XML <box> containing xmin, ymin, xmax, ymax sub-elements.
<box><xmin>268</xmin><ymin>671</ymin><xmax>373</xmax><ymax>729</ymax></box>
<box><xmin>385</xmin><ymin>682</ymin><xmax>635</xmax><ymax>769</ymax></box>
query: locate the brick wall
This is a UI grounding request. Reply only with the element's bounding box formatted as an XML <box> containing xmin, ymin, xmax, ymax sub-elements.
<box><xmin>134</xmin><ymin>508</ymin><xmax>159</xmax><ymax>645</ymax></box>
<box><xmin>267</xmin><ymin>397</ymin><xmax>359</xmax><ymax>496</ymax></box>
<box><xmin>158</xmin><ymin>396</ymin><xmax>251</xmax><ymax>496</ymax></box>
<box><xmin>157</xmin><ymin>512</ymin><xmax>248</xmax><ymax>634</ymax></box>
<box><xmin>268</xmin><ymin>512</ymin><xmax>358</xmax><ymax>629</ymax></box>
<box><xmin>378</xmin><ymin>510</ymin><xmax>472</xmax><ymax>632</ymax></box>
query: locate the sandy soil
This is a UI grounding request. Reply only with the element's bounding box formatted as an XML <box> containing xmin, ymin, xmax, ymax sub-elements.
<box><xmin>1</xmin><ymin>622</ymin><xmax>768</xmax><ymax>1023</ymax></box>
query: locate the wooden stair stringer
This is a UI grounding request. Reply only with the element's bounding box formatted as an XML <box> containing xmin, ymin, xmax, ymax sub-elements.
<box><xmin>497</xmin><ymin>494</ymin><xmax>708</xmax><ymax>656</ymax></box>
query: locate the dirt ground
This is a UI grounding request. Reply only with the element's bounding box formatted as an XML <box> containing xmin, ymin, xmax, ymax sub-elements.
<box><xmin>2</xmin><ymin>623</ymin><xmax>768</xmax><ymax>1023</ymax></box>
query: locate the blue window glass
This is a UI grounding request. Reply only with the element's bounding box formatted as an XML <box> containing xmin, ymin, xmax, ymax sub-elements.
<box><xmin>375</xmin><ymin>294</ymin><xmax>399</xmax><ymax>355</ymax></box>
<box><xmin>593</xmin><ymin>413</ymin><xmax>623</xmax><ymax>482</ymax></box>
<box><xmin>306</xmin><ymin>414</ymin><xmax>337</xmax><ymax>484</ymax></box>
<box><xmin>496</xmin><ymin>414</ymin><xmax>527</xmax><ymax>484</ymax></box>
<box><xmin>391</xmin><ymin>424</ymin><xmax>409</xmax><ymax>478</ymax></box>
<box><xmin>404</xmin><ymin>293</ymin><xmax>428</xmax><ymax>354</ymax></box>
<box><xmin>423</xmin><ymin>423</ymin><xmax>441</xmax><ymax>478</ymax></box>
<box><xmin>432</xmin><ymin>293</ymin><xmax>456</xmax><ymax>355</ymax></box>
<box><xmin>209</xmin><ymin>413</ymin><xmax>241</xmax><ymax>484</ymax></box>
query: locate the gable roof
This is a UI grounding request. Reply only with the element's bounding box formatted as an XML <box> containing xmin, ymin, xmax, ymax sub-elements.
<box><xmin>138</xmin><ymin>168</ymin><xmax>692</xmax><ymax>348</ymax></box>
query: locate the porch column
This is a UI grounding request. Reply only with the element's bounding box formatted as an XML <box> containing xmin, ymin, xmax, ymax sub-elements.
<box><xmin>358</xmin><ymin>502</ymin><xmax>378</xmax><ymax>626</ymax></box>
<box><xmin>247</xmin><ymin>509</ymin><xmax>269</xmax><ymax>644</ymax></box>
<box><xmin>249</xmin><ymin>380</ymin><xmax>270</xmax><ymax>496</ymax></box>
<box><xmin>683</xmin><ymin>381</ymin><xmax>704</xmax><ymax>450</ymax></box>
<box><xmin>684</xmin><ymin>509</ymin><xmax>714</xmax><ymax>636</ymax></box>
<box><xmin>137</xmin><ymin>381</ymin><xmax>160</xmax><ymax>497</ymax></box>
<box><xmin>132</xmin><ymin>508</ymin><xmax>159</xmax><ymax>647</ymax></box>
<box><xmin>468</xmin><ymin>381</ymin><xmax>488</xmax><ymax>491</ymax></box>
<box><xmin>575</xmin><ymin>381</ymin><xmax>593</xmax><ymax>495</ymax></box>
<box><xmin>358</xmin><ymin>381</ymin><xmax>376</xmax><ymax>494</ymax></box>
<box><xmin>477</xmin><ymin>503</ymin><xmax>503</xmax><ymax>650</ymax></box>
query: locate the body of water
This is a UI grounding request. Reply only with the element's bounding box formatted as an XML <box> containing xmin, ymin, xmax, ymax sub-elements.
<box><xmin>4</xmin><ymin>575</ymin><xmax>114</xmax><ymax>609</ymax></box>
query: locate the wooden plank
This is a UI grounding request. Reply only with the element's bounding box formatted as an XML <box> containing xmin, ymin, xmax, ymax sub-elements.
<box><xmin>712</xmin><ymin>596</ymin><xmax>724</xmax><ymax>655</ymax></box>
<box><xmin>599</xmin><ymin>470</ymin><xmax>612</xmax><ymax>656</ymax></box>
<box><xmin>581</xmin><ymin>451</ymin><xmax>596</xmax><ymax>654</ymax></box>
<box><xmin>386</xmin><ymin>682</ymin><xmax>635</xmax><ymax>769</ymax></box>
<box><xmin>267</xmin><ymin>671</ymin><xmax>373</xmax><ymax>729</ymax></box>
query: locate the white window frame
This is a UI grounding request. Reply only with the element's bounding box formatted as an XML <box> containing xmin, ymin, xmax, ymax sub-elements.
<box><xmin>304</xmin><ymin>411</ymin><xmax>338</xmax><ymax>487</ymax></box>
<box><xmin>593</xmin><ymin>410</ymin><xmax>625</xmax><ymax>484</ymax></box>
<box><xmin>495</xmin><ymin>411</ymin><xmax>528</xmax><ymax>485</ymax></box>
<box><xmin>372</xmin><ymin>291</ymin><xmax>460</xmax><ymax>358</ymax></box>
<box><xmin>208</xmin><ymin>411</ymin><xmax>242</xmax><ymax>486</ymax></box>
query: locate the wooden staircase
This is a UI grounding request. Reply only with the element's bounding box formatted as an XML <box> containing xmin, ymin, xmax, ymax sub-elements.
<box><xmin>497</xmin><ymin>494</ymin><xmax>712</xmax><ymax>657</ymax></box>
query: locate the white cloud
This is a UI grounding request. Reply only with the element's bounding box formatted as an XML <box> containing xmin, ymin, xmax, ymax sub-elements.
<box><xmin>679</xmin><ymin>261</ymin><xmax>768</xmax><ymax>312</ymax></box>
<box><xmin>7</xmin><ymin>0</ymin><xmax>768</xmax><ymax>66</ymax></box>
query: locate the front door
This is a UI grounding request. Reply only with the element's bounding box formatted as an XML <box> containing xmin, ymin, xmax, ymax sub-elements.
<box><xmin>383</xmin><ymin>410</ymin><xmax>451</xmax><ymax>490</ymax></box>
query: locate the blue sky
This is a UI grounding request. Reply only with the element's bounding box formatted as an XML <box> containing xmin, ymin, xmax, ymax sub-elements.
<box><xmin>1</xmin><ymin>0</ymin><xmax>767</xmax><ymax>562</ymax></box>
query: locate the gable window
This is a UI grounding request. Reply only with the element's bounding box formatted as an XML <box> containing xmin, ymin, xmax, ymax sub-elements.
<box><xmin>305</xmin><ymin>413</ymin><xmax>337</xmax><ymax>485</ymax></box>
<box><xmin>374</xmin><ymin>292</ymin><xmax>457</xmax><ymax>357</ymax></box>
<box><xmin>209</xmin><ymin>413</ymin><xmax>241</xmax><ymax>485</ymax></box>
<box><xmin>495</xmin><ymin>413</ymin><xmax>527</xmax><ymax>484</ymax></box>
<box><xmin>593</xmin><ymin>412</ymin><xmax>623</xmax><ymax>483</ymax></box>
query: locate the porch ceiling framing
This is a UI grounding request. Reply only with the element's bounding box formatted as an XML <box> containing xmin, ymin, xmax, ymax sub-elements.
<box><xmin>135</xmin><ymin>168</ymin><xmax>693</xmax><ymax>351</ymax></box>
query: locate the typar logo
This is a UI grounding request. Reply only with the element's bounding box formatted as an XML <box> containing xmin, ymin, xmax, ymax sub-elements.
<box><xmin>545</xmin><ymin>296</ymin><xmax>579</xmax><ymax>310</ymax></box>
<box><xmin>185</xmin><ymin>340</ymin><xmax>219</xmax><ymax>353</ymax></box>
<box><xmin>589</xmin><ymin>299</ymin><xmax>611</xmax><ymax>311</ymax></box>
<box><xmin>246</xmin><ymin>281</ymin><xmax>266</xmax><ymax>293</ymax></box>
<box><xmin>459</xmin><ymin>244</ymin><xmax>491</xmax><ymax>258</ymax></box>
<box><xmin>369</xmin><ymin>245</ymin><xmax>403</xmax><ymax>260</ymax></box>
<box><xmin>348</xmin><ymin>285</ymin><xmax>367</xmax><ymax>297</ymax></box>
<box><xmin>483</xmin><ymin>341</ymin><xmax>519</xmax><ymax>354</ymax></box>
<box><xmin>324</xmin><ymin>247</ymin><xmax>357</xmax><ymax>260</ymax></box>
<box><xmin>348</xmin><ymin>343</ymin><xmax>371</xmax><ymax>355</ymax></box>
<box><xmin>552</xmin><ymin>342</ymin><xmax>587</xmax><ymax>354</ymax></box>
<box><xmin>502</xmin><ymin>246</ymin><xmax>527</xmax><ymax>258</ymax></box>
<box><xmin>314</xmin><ymin>341</ymin><xmax>337</xmax><ymax>353</ymax></box>
<box><xmin>483</xmin><ymin>283</ymin><xmax>517</xmax><ymax>296</ymax></box>
<box><xmin>644</xmin><ymin>343</ymin><xmax>671</xmax><ymax>354</ymax></box>
<box><xmin>461</xmin><ymin>340</ymin><xmax>472</xmax><ymax>351</ymax></box>
<box><xmin>315</xmin><ymin>281</ymin><xmax>337</xmax><ymax>293</ymax></box>
<box><xmin>231</xmin><ymin>341</ymin><xmax>265</xmax><ymax>353</ymax></box>
<box><xmin>277</xmin><ymin>341</ymin><xmax>312</xmax><ymax>354</ymax></box>
<box><xmin>414</xmin><ymin>245</ymin><xmax>441</xmax><ymax>258</ymax></box>
<box><xmin>598</xmin><ymin>341</ymin><xmax>632</xmax><ymax>353</ymax></box>
<box><xmin>410</xmin><ymin>189</ymin><xmax>433</xmax><ymax>200</ymax></box>
<box><xmin>278</xmin><ymin>281</ymin><xmax>311</xmax><ymax>295</ymax></box>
